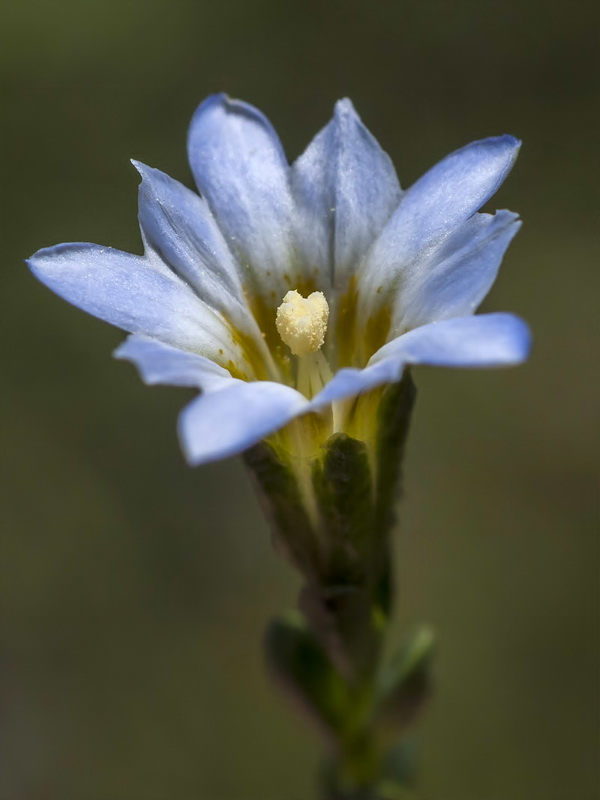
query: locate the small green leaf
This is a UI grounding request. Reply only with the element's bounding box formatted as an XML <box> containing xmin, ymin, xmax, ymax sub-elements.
<box><xmin>375</xmin><ymin>626</ymin><xmax>435</xmax><ymax>734</ymax></box>
<box><xmin>264</xmin><ymin>611</ymin><xmax>348</xmax><ymax>744</ymax></box>
<box><xmin>299</xmin><ymin>581</ymin><xmax>383</xmax><ymax>681</ymax></box>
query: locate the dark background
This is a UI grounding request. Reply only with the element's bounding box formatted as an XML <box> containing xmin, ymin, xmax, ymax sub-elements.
<box><xmin>2</xmin><ymin>1</ymin><xmax>598</xmax><ymax>798</ymax></box>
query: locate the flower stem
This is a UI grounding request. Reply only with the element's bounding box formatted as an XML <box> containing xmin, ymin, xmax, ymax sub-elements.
<box><xmin>247</xmin><ymin>373</ymin><xmax>427</xmax><ymax>797</ymax></box>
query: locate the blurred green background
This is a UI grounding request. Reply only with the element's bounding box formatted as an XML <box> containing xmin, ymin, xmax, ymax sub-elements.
<box><xmin>2</xmin><ymin>1</ymin><xmax>598</xmax><ymax>798</ymax></box>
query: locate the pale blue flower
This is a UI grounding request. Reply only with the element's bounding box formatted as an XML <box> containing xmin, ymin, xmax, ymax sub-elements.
<box><xmin>28</xmin><ymin>95</ymin><xmax>530</xmax><ymax>465</ymax></box>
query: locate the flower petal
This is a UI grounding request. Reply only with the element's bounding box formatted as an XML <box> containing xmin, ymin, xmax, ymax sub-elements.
<box><xmin>292</xmin><ymin>99</ymin><xmax>402</xmax><ymax>289</ymax></box>
<box><xmin>179</xmin><ymin>380</ymin><xmax>308</xmax><ymax>465</ymax></box>
<box><xmin>394</xmin><ymin>210</ymin><xmax>522</xmax><ymax>332</ymax></box>
<box><xmin>310</xmin><ymin>313</ymin><xmax>531</xmax><ymax>408</ymax></box>
<box><xmin>308</xmin><ymin>359</ymin><xmax>400</xmax><ymax>409</ymax></box>
<box><xmin>133</xmin><ymin>161</ymin><xmax>254</xmax><ymax>332</ymax></box>
<box><xmin>116</xmin><ymin>335</ymin><xmax>307</xmax><ymax>463</ymax></box>
<box><xmin>114</xmin><ymin>335</ymin><xmax>233</xmax><ymax>391</ymax></box>
<box><xmin>187</xmin><ymin>94</ymin><xmax>301</xmax><ymax>298</ymax></box>
<box><xmin>359</xmin><ymin>135</ymin><xmax>521</xmax><ymax>311</ymax></box>
<box><xmin>27</xmin><ymin>243</ymin><xmax>248</xmax><ymax>368</ymax></box>
<box><xmin>371</xmin><ymin>312</ymin><xmax>531</xmax><ymax>368</ymax></box>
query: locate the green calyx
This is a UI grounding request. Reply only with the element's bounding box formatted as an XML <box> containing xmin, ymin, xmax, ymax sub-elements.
<box><xmin>245</xmin><ymin>372</ymin><xmax>430</xmax><ymax>798</ymax></box>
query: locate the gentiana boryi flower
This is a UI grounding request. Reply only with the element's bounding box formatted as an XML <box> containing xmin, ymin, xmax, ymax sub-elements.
<box><xmin>28</xmin><ymin>96</ymin><xmax>532</xmax><ymax>793</ymax></box>
<box><xmin>28</xmin><ymin>94</ymin><xmax>530</xmax><ymax>468</ymax></box>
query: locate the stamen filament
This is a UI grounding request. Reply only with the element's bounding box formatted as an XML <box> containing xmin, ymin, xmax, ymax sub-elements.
<box><xmin>296</xmin><ymin>350</ymin><xmax>334</xmax><ymax>400</ymax></box>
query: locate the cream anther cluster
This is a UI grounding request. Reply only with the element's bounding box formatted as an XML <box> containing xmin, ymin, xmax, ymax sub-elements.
<box><xmin>275</xmin><ymin>290</ymin><xmax>330</xmax><ymax>357</ymax></box>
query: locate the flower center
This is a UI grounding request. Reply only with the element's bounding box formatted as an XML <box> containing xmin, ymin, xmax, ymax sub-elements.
<box><xmin>276</xmin><ymin>289</ymin><xmax>332</xmax><ymax>399</ymax></box>
<box><xmin>276</xmin><ymin>290</ymin><xmax>329</xmax><ymax>357</ymax></box>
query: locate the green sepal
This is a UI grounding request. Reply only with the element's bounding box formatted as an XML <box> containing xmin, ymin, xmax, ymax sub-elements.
<box><xmin>264</xmin><ymin>611</ymin><xmax>349</xmax><ymax>745</ymax></box>
<box><xmin>243</xmin><ymin>440</ymin><xmax>319</xmax><ymax>578</ymax></box>
<box><xmin>306</xmin><ymin>433</ymin><xmax>385</xmax><ymax>678</ymax></box>
<box><xmin>301</xmin><ymin>375</ymin><xmax>417</xmax><ymax>680</ymax></box>
<box><xmin>374</xmin><ymin>372</ymin><xmax>417</xmax><ymax>539</ymax></box>
<box><xmin>374</xmin><ymin>626</ymin><xmax>435</xmax><ymax>736</ymax></box>
<box><xmin>312</xmin><ymin>432</ymin><xmax>376</xmax><ymax>581</ymax></box>
<box><xmin>353</xmin><ymin>373</ymin><xmax>417</xmax><ymax>623</ymax></box>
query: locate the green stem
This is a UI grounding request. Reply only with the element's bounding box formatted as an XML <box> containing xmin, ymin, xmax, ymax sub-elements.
<box><xmin>249</xmin><ymin>375</ymin><xmax>421</xmax><ymax>798</ymax></box>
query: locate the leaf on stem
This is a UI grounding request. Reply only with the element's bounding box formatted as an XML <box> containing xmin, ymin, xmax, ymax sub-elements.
<box><xmin>264</xmin><ymin>611</ymin><xmax>349</xmax><ymax>746</ymax></box>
